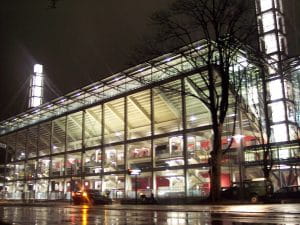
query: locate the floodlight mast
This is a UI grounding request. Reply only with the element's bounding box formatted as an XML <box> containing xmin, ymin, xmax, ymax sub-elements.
<box><xmin>255</xmin><ymin>0</ymin><xmax>293</xmax><ymax>142</ymax></box>
<box><xmin>28</xmin><ymin>64</ymin><xmax>44</xmax><ymax>108</ymax></box>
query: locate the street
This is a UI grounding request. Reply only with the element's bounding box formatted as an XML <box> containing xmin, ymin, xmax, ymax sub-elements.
<box><xmin>0</xmin><ymin>203</ymin><xmax>299</xmax><ymax>225</ymax></box>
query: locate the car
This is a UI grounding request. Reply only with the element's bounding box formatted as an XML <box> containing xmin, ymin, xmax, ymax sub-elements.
<box><xmin>272</xmin><ymin>186</ymin><xmax>300</xmax><ymax>202</ymax></box>
<box><xmin>221</xmin><ymin>178</ymin><xmax>273</xmax><ymax>203</ymax></box>
<box><xmin>72</xmin><ymin>189</ymin><xmax>112</xmax><ymax>205</ymax></box>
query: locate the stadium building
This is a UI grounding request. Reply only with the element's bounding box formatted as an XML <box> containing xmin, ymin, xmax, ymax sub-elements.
<box><xmin>0</xmin><ymin>0</ymin><xmax>299</xmax><ymax>201</ymax></box>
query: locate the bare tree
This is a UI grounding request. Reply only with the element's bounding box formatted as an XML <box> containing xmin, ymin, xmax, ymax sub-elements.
<box><xmin>131</xmin><ymin>0</ymin><xmax>260</xmax><ymax>201</ymax></box>
<box><xmin>238</xmin><ymin>62</ymin><xmax>273</xmax><ymax>181</ymax></box>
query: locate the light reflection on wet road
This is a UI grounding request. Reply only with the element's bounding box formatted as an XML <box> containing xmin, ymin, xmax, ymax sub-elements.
<box><xmin>0</xmin><ymin>204</ymin><xmax>299</xmax><ymax>225</ymax></box>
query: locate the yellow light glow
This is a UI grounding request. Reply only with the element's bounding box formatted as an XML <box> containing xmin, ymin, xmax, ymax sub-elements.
<box><xmin>82</xmin><ymin>207</ymin><xmax>88</xmax><ymax>225</ymax></box>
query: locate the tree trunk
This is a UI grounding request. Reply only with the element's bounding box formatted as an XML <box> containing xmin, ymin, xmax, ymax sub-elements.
<box><xmin>210</xmin><ymin>124</ymin><xmax>223</xmax><ymax>202</ymax></box>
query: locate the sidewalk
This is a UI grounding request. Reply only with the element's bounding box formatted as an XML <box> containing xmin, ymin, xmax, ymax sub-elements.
<box><xmin>0</xmin><ymin>200</ymin><xmax>299</xmax><ymax>215</ymax></box>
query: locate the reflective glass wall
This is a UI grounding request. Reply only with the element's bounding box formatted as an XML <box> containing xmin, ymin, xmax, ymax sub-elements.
<box><xmin>0</xmin><ymin>74</ymin><xmax>299</xmax><ymax>200</ymax></box>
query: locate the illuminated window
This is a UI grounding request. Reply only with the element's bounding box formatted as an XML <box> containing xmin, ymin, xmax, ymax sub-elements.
<box><xmin>270</xmin><ymin>101</ymin><xmax>285</xmax><ymax>122</ymax></box>
<box><xmin>34</xmin><ymin>64</ymin><xmax>43</xmax><ymax>73</ymax></box>
<box><xmin>264</xmin><ymin>34</ymin><xmax>278</xmax><ymax>54</ymax></box>
<box><xmin>261</xmin><ymin>12</ymin><xmax>275</xmax><ymax>32</ymax></box>
<box><xmin>272</xmin><ymin>124</ymin><xmax>288</xmax><ymax>142</ymax></box>
<box><xmin>269</xmin><ymin>79</ymin><xmax>283</xmax><ymax>100</ymax></box>
<box><xmin>260</xmin><ymin>0</ymin><xmax>273</xmax><ymax>11</ymax></box>
<box><xmin>33</xmin><ymin>76</ymin><xmax>43</xmax><ymax>86</ymax></box>
<box><xmin>33</xmin><ymin>87</ymin><xmax>42</xmax><ymax>97</ymax></box>
<box><xmin>278</xmin><ymin>149</ymin><xmax>289</xmax><ymax>159</ymax></box>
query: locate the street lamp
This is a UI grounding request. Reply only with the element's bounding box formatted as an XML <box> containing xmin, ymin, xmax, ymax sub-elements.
<box><xmin>128</xmin><ymin>169</ymin><xmax>141</xmax><ymax>204</ymax></box>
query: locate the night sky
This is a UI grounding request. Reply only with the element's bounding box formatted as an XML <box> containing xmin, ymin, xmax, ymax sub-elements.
<box><xmin>0</xmin><ymin>0</ymin><xmax>171</xmax><ymax>121</ymax></box>
<box><xmin>0</xmin><ymin>1</ymin><xmax>299</xmax><ymax>122</ymax></box>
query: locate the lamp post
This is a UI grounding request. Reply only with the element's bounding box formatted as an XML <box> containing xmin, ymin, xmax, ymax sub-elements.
<box><xmin>128</xmin><ymin>169</ymin><xmax>141</xmax><ymax>204</ymax></box>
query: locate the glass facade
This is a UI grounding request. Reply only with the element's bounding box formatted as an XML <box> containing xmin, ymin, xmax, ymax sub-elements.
<box><xmin>0</xmin><ymin>42</ymin><xmax>299</xmax><ymax>201</ymax></box>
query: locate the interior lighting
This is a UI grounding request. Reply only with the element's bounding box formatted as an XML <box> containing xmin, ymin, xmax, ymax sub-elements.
<box><xmin>261</xmin><ymin>12</ymin><xmax>275</xmax><ymax>32</ymax></box>
<box><xmin>164</xmin><ymin>56</ymin><xmax>176</xmax><ymax>62</ymax></box>
<box><xmin>270</xmin><ymin>102</ymin><xmax>285</xmax><ymax>122</ymax></box>
<box><xmin>264</xmin><ymin>34</ymin><xmax>277</xmax><ymax>54</ymax></box>
<box><xmin>251</xmin><ymin>178</ymin><xmax>266</xmax><ymax>181</ymax></box>
<box><xmin>190</xmin><ymin>116</ymin><xmax>197</xmax><ymax>121</ymax></box>
<box><xmin>58</xmin><ymin>98</ymin><xmax>66</xmax><ymax>103</ymax></box>
<box><xmin>278</xmin><ymin>149</ymin><xmax>289</xmax><ymax>159</ymax></box>
<box><xmin>269</xmin><ymin>79</ymin><xmax>283</xmax><ymax>100</ymax></box>
<box><xmin>29</xmin><ymin>64</ymin><xmax>44</xmax><ymax>108</ymax></box>
<box><xmin>247</xmin><ymin>86</ymin><xmax>259</xmax><ymax>105</ymax></box>
<box><xmin>260</xmin><ymin>0</ymin><xmax>273</xmax><ymax>12</ymax></box>
<box><xmin>34</xmin><ymin>64</ymin><xmax>43</xmax><ymax>73</ymax></box>
<box><xmin>138</xmin><ymin>67</ymin><xmax>146</xmax><ymax>72</ymax></box>
<box><xmin>234</xmin><ymin>134</ymin><xmax>244</xmax><ymax>142</ymax></box>
<box><xmin>272</xmin><ymin>124</ymin><xmax>288</xmax><ymax>142</ymax></box>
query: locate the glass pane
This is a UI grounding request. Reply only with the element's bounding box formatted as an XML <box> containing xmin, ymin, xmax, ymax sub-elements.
<box><xmin>15</xmin><ymin>162</ymin><xmax>25</xmax><ymax>180</ymax></box>
<box><xmin>52</xmin><ymin>117</ymin><xmax>66</xmax><ymax>153</ymax></box>
<box><xmin>185</xmin><ymin>75</ymin><xmax>210</xmax><ymax>129</ymax></box>
<box><xmin>26</xmin><ymin>160</ymin><xmax>36</xmax><ymax>179</ymax></box>
<box><xmin>104</xmin><ymin>98</ymin><xmax>124</xmax><ymax>143</ymax></box>
<box><xmin>102</xmin><ymin>174</ymin><xmax>125</xmax><ymax>199</ymax></box>
<box><xmin>36</xmin><ymin>179</ymin><xmax>49</xmax><ymax>199</ymax></box>
<box><xmin>153</xmin><ymin>80</ymin><xmax>182</xmax><ymax>135</ymax></box>
<box><xmin>126</xmin><ymin>172</ymin><xmax>152</xmax><ymax>199</ymax></box>
<box><xmin>155</xmin><ymin>169</ymin><xmax>184</xmax><ymax>198</ymax></box>
<box><xmin>51</xmin><ymin>156</ymin><xmax>64</xmax><ymax>177</ymax></box>
<box><xmin>82</xmin><ymin>176</ymin><xmax>102</xmax><ymax>191</ymax></box>
<box><xmin>127</xmin><ymin>90</ymin><xmax>151</xmax><ymax>139</ymax></box>
<box><xmin>37</xmin><ymin>158</ymin><xmax>50</xmax><ymax>178</ymax></box>
<box><xmin>84</xmin><ymin>149</ymin><xmax>102</xmax><ymax>175</ymax></box>
<box><xmin>38</xmin><ymin>121</ymin><xmax>51</xmax><ymax>156</ymax></box>
<box><xmin>6</xmin><ymin>133</ymin><xmax>16</xmax><ymax>162</ymax></box>
<box><xmin>49</xmin><ymin>179</ymin><xmax>64</xmax><ymax>200</ymax></box>
<box><xmin>27</xmin><ymin>126</ymin><xmax>38</xmax><ymax>158</ymax></box>
<box><xmin>67</xmin><ymin>111</ymin><xmax>83</xmax><ymax>151</ymax></box>
<box><xmin>187</xmin><ymin>131</ymin><xmax>212</xmax><ymax>165</ymax></box>
<box><xmin>6</xmin><ymin>164</ymin><xmax>15</xmax><ymax>181</ymax></box>
<box><xmin>16</xmin><ymin>130</ymin><xmax>27</xmax><ymax>160</ymax></box>
<box><xmin>127</xmin><ymin>140</ymin><xmax>151</xmax><ymax>170</ymax></box>
<box><xmin>187</xmin><ymin>168</ymin><xmax>210</xmax><ymax>197</ymax></box>
<box><xmin>154</xmin><ymin>136</ymin><xmax>184</xmax><ymax>168</ymax></box>
<box><xmin>85</xmin><ymin>106</ymin><xmax>102</xmax><ymax>147</ymax></box>
<box><xmin>66</xmin><ymin>153</ymin><xmax>82</xmax><ymax>176</ymax></box>
<box><xmin>104</xmin><ymin>145</ymin><xmax>124</xmax><ymax>172</ymax></box>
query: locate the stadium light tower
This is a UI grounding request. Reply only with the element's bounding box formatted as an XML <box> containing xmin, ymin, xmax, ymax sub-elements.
<box><xmin>28</xmin><ymin>64</ymin><xmax>44</xmax><ymax>108</ymax></box>
<box><xmin>255</xmin><ymin>0</ymin><xmax>296</xmax><ymax>142</ymax></box>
